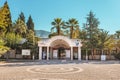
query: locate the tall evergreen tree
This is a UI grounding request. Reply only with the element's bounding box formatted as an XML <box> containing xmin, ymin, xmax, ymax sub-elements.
<box><xmin>0</xmin><ymin>1</ymin><xmax>12</xmax><ymax>33</ymax></box>
<box><xmin>26</xmin><ymin>15</ymin><xmax>34</xmax><ymax>31</ymax></box>
<box><xmin>19</xmin><ymin>12</ymin><xmax>25</xmax><ymax>23</ymax></box>
<box><xmin>0</xmin><ymin>7</ymin><xmax>6</xmax><ymax>34</ymax></box>
<box><xmin>13</xmin><ymin>18</ymin><xmax>27</xmax><ymax>38</ymax></box>
<box><xmin>83</xmin><ymin>11</ymin><xmax>100</xmax><ymax>59</ymax></box>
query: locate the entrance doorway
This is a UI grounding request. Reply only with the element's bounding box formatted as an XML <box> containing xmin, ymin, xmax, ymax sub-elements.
<box><xmin>58</xmin><ymin>47</ymin><xmax>66</xmax><ymax>59</ymax></box>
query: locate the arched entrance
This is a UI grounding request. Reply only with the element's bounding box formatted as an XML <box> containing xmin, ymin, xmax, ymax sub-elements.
<box><xmin>38</xmin><ymin>35</ymin><xmax>82</xmax><ymax>60</ymax></box>
<box><xmin>50</xmin><ymin>39</ymin><xmax>70</xmax><ymax>60</ymax></box>
<box><xmin>58</xmin><ymin>47</ymin><xmax>65</xmax><ymax>59</ymax></box>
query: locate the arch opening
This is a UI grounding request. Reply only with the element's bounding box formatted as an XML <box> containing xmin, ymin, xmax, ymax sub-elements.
<box><xmin>50</xmin><ymin>39</ymin><xmax>70</xmax><ymax>48</ymax></box>
<box><xmin>50</xmin><ymin>39</ymin><xmax>70</xmax><ymax>59</ymax></box>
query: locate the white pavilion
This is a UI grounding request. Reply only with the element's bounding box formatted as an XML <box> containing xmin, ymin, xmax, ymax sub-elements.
<box><xmin>38</xmin><ymin>35</ymin><xmax>82</xmax><ymax>60</ymax></box>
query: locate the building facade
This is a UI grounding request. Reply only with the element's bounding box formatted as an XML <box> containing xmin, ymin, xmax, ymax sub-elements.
<box><xmin>38</xmin><ymin>35</ymin><xmax>82</xmax><ymax>60</ymax></box>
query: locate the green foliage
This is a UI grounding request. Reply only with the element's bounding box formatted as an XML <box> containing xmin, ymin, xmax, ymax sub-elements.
<box><xmin>114</xmin><ymin>30</ymin><xmax>120</xmax><ymax>52</ymax></box>
<box><xmin>51</xmin><ymin>18</ymin><xmax>64</xmax><ymax>35</ymax></box>
<box><xmin>0</xmin><ymin>38</ymin><xmax>9</xmax><ymax>57</ymax></box>
<box><xmin>97</xmin><ymin>29</ymin><xmax>114</xmax><ymax>54</ymax></box>
<box><xmin>83</xmin><ymin>11</ymin><xmax>100</xmax><ymax>49</ymax></box>
<box><xmin>19</xmin><ymin>12</ymin><xmax>25</xmax><ymax>23</ymax></box>
<box><xmin>26</xmin><ymin>30</ymin><xmax>35</xmax><ymax>44</ymax></box>
<box><xmin>98</xmin><ymin>29</ymin><xmax>110</xmax><ymax>49</ymax></box>
<box><xmin>26</xmin><ymin>15</ymin><xmax>34</xmax><ymax>31</ymax></box>
<box><xmin>0</xmin><ymin>1</ymin><xmax>12</xmax><ymax>33</ymax></box>
<box><xmin>63</xmin><ymin>29</ymin><xmax>70</xmax><ymax>36</ymax></box>
<box><xmin>117</xmin><ymin>40</ymin><xmax>120</xmax><ymax>49</ymax></box>
<box><xmin>22</xmin><ymin>30</ymin><xmax>35</xmax><ymax>49</ymax></box>
<box><xmin>104</xmin><ymin>36</ymin><xmax>115</xmax><ymax>51</ymax></box>
<box><xmin>114</xmin><ymin>52</ymin><xmax>120</xmax><ymax>60</ymax></box>
<box><xmin>64</xmin><ymin>18</ymin><xmax>80</xmax><ymax>38</ymax></box>
<box><xmin>0</xmin><ymin>46</ymin><xmax>9</xmax><ymax>57</ymax></box>
<box><xmin>13</xmin><ymin>18</ymin><xmax>27</xmax><ymax>38</ymax></box>
<box><xmin>22</xmin><ymin>30</ymin><xmax>39</xmax><ymax>57</ymax></box>
<box><xmin>115</xmin><ymin>40</ymin><xmax>120</xmax><ymax>52</ymax></box>
<box><xmin>5</xmin><ymin>32</ymin><xmax>22</xmax><ymax>49</ymax></box>
<box><xmin>1</xmin><ymin>1</ymin><xmax>120</xmax><ymax>60</ymax></box>
<box><xmin>115</xmin><ymin>30</ymin><xmax>120</xmax><ymax>39</ymax></box>
<box><xmin>0</xmin><ymin>38</ymin><xmax>5</xmax><ymax>46</ymax></box>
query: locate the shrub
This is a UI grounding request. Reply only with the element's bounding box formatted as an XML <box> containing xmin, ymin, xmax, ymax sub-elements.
<box><xmin>114</xmin><ymin>52</ymin><xmax>120</xmax><ymax>60</ymax></box>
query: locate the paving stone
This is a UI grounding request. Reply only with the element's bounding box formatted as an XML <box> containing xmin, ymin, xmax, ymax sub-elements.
<box><xmin>0</xmin><ymin>61</ymin><xmax>120</xmax><ymax>80</ymax></box>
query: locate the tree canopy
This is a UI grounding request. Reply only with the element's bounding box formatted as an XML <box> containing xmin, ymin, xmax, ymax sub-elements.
<box><xmin>26</xmin><ymin>15</ymin><xmax>34</xmax><ymax>31</ymax></box>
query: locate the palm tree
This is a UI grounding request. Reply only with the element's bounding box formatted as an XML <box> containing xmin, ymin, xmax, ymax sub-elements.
<box><xmin>65</xmin><ymin>18</ymin><xmax>79</xmax><ymax>39</ymax></box>
<box><xmin>51</xmin><ymin>18</ymin><xmax>64</xmax><ymax>35</ymax></box>
<box><xmin>98</xmin><ymin>30</ymin><xmax>109</xmax><ymax>54</ymax></box>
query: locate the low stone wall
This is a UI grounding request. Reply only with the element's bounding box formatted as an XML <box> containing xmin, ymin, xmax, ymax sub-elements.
<box><xmin>16</xmin><ymin>54</ymin><xmax>23</xmax><ymax>58</ymax></box>
<box><xmin>82</xmin><ymin>55</ymin><xmax>116</xmax><ymax>60</ymax></box>
<box><xmin>3</xmin><ymin>50</ymin><xmax>16</xmax><ymax>58</ymax></box>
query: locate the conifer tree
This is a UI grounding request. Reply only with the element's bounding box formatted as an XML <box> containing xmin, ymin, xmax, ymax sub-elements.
<box><xmin>83</xmin><ymin>11</ymin><xmax>100</xmax><ymax>59</ymax></box>
<box><xmin>0</xmin><ymin>1</ymin><xmax>12</xmax><ymax>33</ymax></box>
<box><xmin>19</xmin><ymin>12</ymin><xmax>25</xmax><ymax>23</ymax></box>
<box><xmin>26</xmin><ymin>15</ymin><xmax>34</xmax><ymax>31</ymax></box>
<box><xmin>0</xmin><ymin>7</ymin><xmax>6</xmax><ymax>34</ymax></box>
<box><xmin>13</xmin><ymin>18</ymin><xmax>27</xmax><ymax>38</ymax></box>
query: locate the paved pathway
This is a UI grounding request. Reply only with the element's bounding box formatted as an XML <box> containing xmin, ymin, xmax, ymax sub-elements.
<box><xmin>0</xmin><ymin>60</ymin><xmax>120</xmax><ymax>80</ymax></box>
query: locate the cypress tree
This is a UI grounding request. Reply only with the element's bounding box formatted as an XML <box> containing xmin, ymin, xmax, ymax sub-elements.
<box><xmin>83</xmin><ymin>11</ymin><xmax>100</xmax><ymax>59</ymax></box>
<box><xmin>19</xmin><ymin>12</ymin><xmax>25</xmax><ymax>23</ymax></box>
<box><xmin>26</xmin><ymin>15</ymin><xmax>34</xmax><ymax>31</ymax></box>
<box><xmin>14</xmin><ymin>18</ymin><xmax>27</xmax><ymax>38</ymax></box>
<box><xmin>0</xmin><ymin>1</ymin><xmax>12</xmax><ymax>33</ymax></box>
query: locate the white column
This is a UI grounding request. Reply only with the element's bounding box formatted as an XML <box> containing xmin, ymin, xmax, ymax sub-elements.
<box><xmin>47</xmin><ymin>46</ymin><xmax>49</xmax><ymax>60</ymax></box>
<box><xmin>39</xmin><ymin>47</ymin><xmax>42</xmax><ymax>60</ymax></box>
<box><xmin>71</xmin><ymin>47</ymin><xmax>73</xmax><ymax>60</ymax></box>
<box><xmin>78</xmin><ymin>46</ymin><xmax>81</xmax><ymax>60</ymax></box>
<box><xmin>50</xmin><ymin>47</ymin><xmax>53</xmax><ymax>59</ymax></box>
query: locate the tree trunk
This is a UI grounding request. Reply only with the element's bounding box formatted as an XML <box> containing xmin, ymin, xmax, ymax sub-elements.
<box><xmin>91</xmin><ymin>49</ymin><xmax>94</xmax><ymax>60</ymax></box>
<box><xmin>6</xmin><ymin>50</ymin><xmax>10</xmax><ymax>61</ymax></box>
<box><xmin>101</xmin><ymin>49</ymin><xmax>104</xmax><ymax>55</ymax></box>
<box><xmin>109</xmin><ymin>50</ymin><xmax>111</xmax><ymax>60</ymax></box>
<box><xmin>70</xmin><ymin>26</ymin><xmax>73</xmax><ymax>39</ymax></box>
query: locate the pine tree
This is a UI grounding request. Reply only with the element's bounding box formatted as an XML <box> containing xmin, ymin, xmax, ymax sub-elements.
<box><xmin>0</xmin><ymin>1</ymin><xmax>12</xmax><ymax>33</ymax></box>
<box><xmin>26</xmin><ymin>15</ymin><xmax>34</xmax><ymax>31</ymax></box>
<box><xmin>83</xmin><ymin>11</ymin><xmax>100</xmax><ymax>59</ymax></box>
<box><xmin>0</xmin><ymin>7</ymin><xmax>6</xmax><ymax>34</ymax></box>
<box><xmin>13</xmin><ymin>18</ymin><xmax>27</xmax><ymax>38</ymax></box>
<box><xmin>19</xmin><ymin>12</ymin><xmax>25</xmax><ymax>23</ymax></box>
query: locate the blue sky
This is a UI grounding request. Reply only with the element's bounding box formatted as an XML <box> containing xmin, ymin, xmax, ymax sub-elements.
<box><xmin>0</xmin><ymin>0</ymin><xmax>120</xmax><ymax>34</ymax></box>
